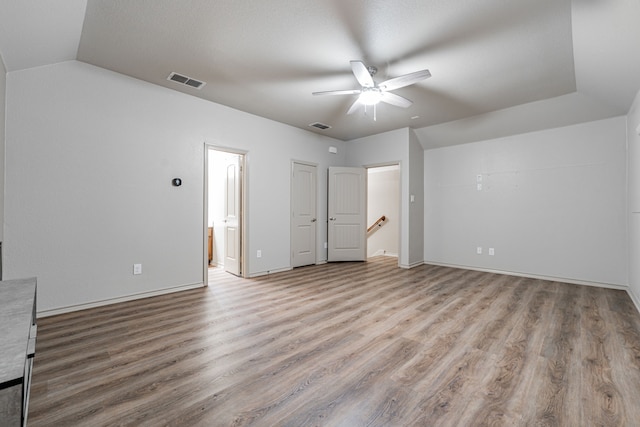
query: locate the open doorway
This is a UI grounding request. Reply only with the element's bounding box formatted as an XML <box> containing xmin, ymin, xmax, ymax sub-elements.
<box><xmin>367</xmin><ymin>165</ymin><xmax>400</xmax><ymax>260</ymax></box>
<box><xmin>205</xmin><ymin>146</ymin><xmax>246</xmax><ymax>283</ymax></box>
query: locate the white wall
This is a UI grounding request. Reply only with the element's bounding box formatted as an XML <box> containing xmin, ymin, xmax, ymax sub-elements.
<box><xmin>424</xmin><ymin>117</ymin><xmax>628</xmax><ymax>286</ymax></box>
<box><xmin>408</xmin><ymin>130</ymin><xmax>425</xmax><ymax>265</ymax></box>
<box><xmin>5</xmin><ymin>60</ymin><xmax>345</xmax><ymax>313</ymax></box>
<box><xmin>628</xmin><ymin>89</ymin><xmax>640</xmax><ymax>310</ymax></box>
<box><xmin>367</xmin><ymin>166</ymin><xmax>399</xmax><ymax>257</ymax></box>
<box><xmin>0</xmin><ymin>53</ymin><xmax>5</xmax><ymax>246</ymax></box>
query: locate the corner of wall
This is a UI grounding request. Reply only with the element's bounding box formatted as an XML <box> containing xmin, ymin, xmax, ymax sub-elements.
<box><xmin>628</xmin><ymin>288</ymin><xmax>640</xmax><ymax>316</ymax></box>
<box><xmin>408</xmin><ymin>129</ymin><xmax>424</xmax><ymax>264</ymax></box>
<box><xmin>627</xmin><ymin>87</ymin><xmax>640</xmax><ymax>314</ymax></box>
<box><xmin>0</xmin><ymin>52</ymin><xmax>6</xmax><ymax>248</ymax></box>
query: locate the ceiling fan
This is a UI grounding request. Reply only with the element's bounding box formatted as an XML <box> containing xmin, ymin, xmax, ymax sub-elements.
<box><xmin>312</xmin><ymin>60</ymin><xmax>431</xmax><ymax>120</ymax></box>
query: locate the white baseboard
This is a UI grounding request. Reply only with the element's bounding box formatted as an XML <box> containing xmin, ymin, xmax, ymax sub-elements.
<box><xmin>37</xmin><ymin>282</ymin><xmax>205</xmax><ymax>318</ymax></box>
<box><xmin>249</xmin><ymin>266</ymin><xmax>293</xmax><ymax>278</ymax></box>
<box><xmin>369</xmin><ymin>250</ymin><xmax>399</xmax><ymax>258</ymax></box>
<box><xmin>399</xmin><ymin>260</ymin><xmax>425</xmax><ymax>270</ymax></box>
<box><xmin>423</xmin><ymin>261</ymin><xmax>628</xmax><ymax>291</ymax></box>
<box><xmin>628</xmin><ymin>288</ymin><xmax>640</xmax><ymax>315</ymax></box>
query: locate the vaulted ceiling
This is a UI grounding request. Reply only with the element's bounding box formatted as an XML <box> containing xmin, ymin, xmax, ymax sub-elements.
<box><xmin>1</xmin><ymin>0</ymin><xmax>639</xmax><ymax>148</ymax></box>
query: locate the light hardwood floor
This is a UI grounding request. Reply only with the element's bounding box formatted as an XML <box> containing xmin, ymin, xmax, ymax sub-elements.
<box><xmin>28</xmin><ymin>257</ymin><xmax>640</xmax><ymax>426</ymax></box>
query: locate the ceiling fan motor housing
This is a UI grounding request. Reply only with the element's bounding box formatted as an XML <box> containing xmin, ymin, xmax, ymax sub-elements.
<box><xmin>360</xmin><ymin>87</ymin><xmax>383</xmax><ymax>105</ymax></box>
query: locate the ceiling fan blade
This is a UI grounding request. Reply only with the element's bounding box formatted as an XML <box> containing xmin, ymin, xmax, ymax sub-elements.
<box><xmin>312</xmin><ymin>89</ymin><xmax>361</xmax><ymax>96</ymax></box>
<box><xmin>379</xmin><ymin>69</ymin><xmax>431</xmax><ymax>91</ymax></box>
<box><xmin>350</xmin><ymin>60</ymin><xmax>374</xmax><ymax>88</ymax></box>
<box><xmin>346</xmin><ymin>98</ymin><xmax>362</xmax><ymax>115</ymax></box>
<box><xmin>380</xmin><ymin>92</ymin><xmax>413</xmax><ymax>108</ymax></box>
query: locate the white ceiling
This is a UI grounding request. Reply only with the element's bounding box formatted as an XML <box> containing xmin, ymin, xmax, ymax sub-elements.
<box><xmin>1</xmin><ymin>0</ymin><xmax>639</xmax><ymax>148</ymax></box>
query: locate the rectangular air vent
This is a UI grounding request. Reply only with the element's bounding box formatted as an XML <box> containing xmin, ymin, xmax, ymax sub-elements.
<box><xmin>309</xmin><ymin>122</ymin><xmax>331</xmax><ymax>130</ymax></box>
<box><xmin>167</xmin><ymin>72</ymin><xmax>206</xmax><ymax>89</ymax></box>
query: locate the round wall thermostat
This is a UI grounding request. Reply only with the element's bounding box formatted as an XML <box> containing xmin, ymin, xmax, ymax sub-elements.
<box><xmin>172</xmin><ymin>178</ymin><xmax>182</xmax><ymax>187</ymax></box>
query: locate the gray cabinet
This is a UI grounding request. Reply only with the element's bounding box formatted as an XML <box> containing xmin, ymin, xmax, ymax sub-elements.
<box><xmin>0</xmin><ymin>278</ymin><xmax>37</xmax><ymax>427</ymax></box>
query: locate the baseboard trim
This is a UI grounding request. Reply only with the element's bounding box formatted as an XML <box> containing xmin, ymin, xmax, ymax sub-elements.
<box><xmin>249</xmin><ymin>266</ymin><xmax>293</xmax><ymax>278</ymax></box>
<box><xmin>399</xmin><ymin>260</ymin><xmax>425</xmax><ymax>270</ymax></box>
<box><xmin>628</xmin><ymin>288</ymin><xmax>640</xmax><ymax>315</ymax></box>
<box><xmin>37</xmin><ymin>282</ymin><xmax>205</xmax><ymax>318</ymax></box>
<box><xmin>423</xmin><ymin>261</ymin><xmax>628</xmax><ymax>291</ymax></box>
<box><xmin>35</xmin><ymin>265</ymin><xmax>639</xmax><ymax>317</ymax></box>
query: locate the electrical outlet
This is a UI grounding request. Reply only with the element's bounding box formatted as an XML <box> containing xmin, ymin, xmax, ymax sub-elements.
<box><xmin>489</xmin><ymin>248</ymin><xmax>495</xmax><ymax>256</ymax></box>
<box><xmin>133</xmin><ymin>264</ymin><xmax>142</xmax><ymax>275</ymax></box>
<box><xmin>476</xmin><ymin>247</ymin><xmax>482</xmax><ymax>255</ymax></box>
<box><xmin>257</xmin><ymin>250</ymin><xmax>262</xmax><ymax>258</ymax></box>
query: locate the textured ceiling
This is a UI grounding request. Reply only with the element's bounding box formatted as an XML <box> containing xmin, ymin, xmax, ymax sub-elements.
<box><xmin>1</xmin><ymin>0</ymin><xmax>640</xmax><ymax>147</ymax></box>
<box><xmin>76</xmin><ymin>0</ymin><xmax>576</xmax><ymax>142</ymax></box>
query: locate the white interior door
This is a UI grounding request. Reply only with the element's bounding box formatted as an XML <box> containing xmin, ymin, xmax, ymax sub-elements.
<box><xmin>328</xmin><ymin>167</ymin><xmax>366</xmax><ymax>262</ymax></box>
<box><xmin>224</xmin><ymin>156</ymin><xmax>241</xmax><ymax>276</ymax></box>
<box><xmin>291</xmin><ymin>162</ymin><xmax>317</xmax><ymax>267</ymax></box>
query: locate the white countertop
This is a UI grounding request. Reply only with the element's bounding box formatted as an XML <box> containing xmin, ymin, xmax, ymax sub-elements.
<box><xmin>0</xmin><ymin>278</ymin><xmax>37</xmax><ymax>388</ymax></box>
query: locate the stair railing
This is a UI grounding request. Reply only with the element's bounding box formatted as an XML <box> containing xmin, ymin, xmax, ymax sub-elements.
<box><xmin>367</xmin><ymin>215</ymin><xmax>387</xmax><ymax>233</ymax></box>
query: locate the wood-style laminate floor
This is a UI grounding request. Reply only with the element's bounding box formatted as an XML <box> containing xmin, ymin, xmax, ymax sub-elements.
<box><xmin>28</xmin><ymin>257</ymin><xmax>640</xmax><ymax>426</ymax></box>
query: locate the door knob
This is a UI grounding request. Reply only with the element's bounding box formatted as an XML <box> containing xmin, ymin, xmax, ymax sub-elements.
<box><xmin>311</xmin><ymin>218</ymin><xmax>317</xmax><ymax>222</ymax></box>
<box><xmin>329</xmin><ymin>217</ymin><xmax>336</xmax><ymax>221</ymax></box>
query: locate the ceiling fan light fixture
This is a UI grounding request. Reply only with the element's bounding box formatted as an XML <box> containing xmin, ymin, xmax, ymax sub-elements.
<box><xmin>312</xmin><ymin>60</ymin><xmax>431</xmax><ymax>120</ymax></box>
<box><xmin>359</xmin><ymin>87</ymin><xmax>383</xmax><ymax>105</ymax></box>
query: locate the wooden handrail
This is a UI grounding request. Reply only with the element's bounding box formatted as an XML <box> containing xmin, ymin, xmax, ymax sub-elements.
<box><xmin>367</xmin><ymin>215</ymin><xmax>386</xmax><ymax>233</ymax></box>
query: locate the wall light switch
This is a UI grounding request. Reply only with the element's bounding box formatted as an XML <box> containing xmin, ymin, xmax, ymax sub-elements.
<box><xmin>133</xmin><ymin>264</ymin><xmax>142</xmax><ymax>275</ymax></box>
<box><xmin>476</xmin><ymin>247</ymin><xmax>482</xmax><ymax>255</ymax></box>
<box><xmin>410</xmin><ymin>194</ymin><xmax>415</xmax><ymax>203</ymax></box>
<box><xmin>476</xmin><ymin>174</ymin><xmax>483</xmax><ymax>182</ymax></box>
<box><xmin>257</xmin><ymin>250</ymin><xmax>262</xmax><ymax>258</ymax></box>
<box><xmin>489</xmin><ymin>248</ymin><xmax>495</xmax><ymax>256</ymax></box>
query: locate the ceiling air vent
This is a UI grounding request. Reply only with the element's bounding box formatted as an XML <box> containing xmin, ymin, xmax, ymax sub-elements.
<box><xmin>309</xmin><ymin>122</ymin><xmax>331</xmax><ymax>130</ymax></box>
<box><xmin>167</xmin><ymin>72</ymin><xmax>206</xmax><ymax>90</ymax></box>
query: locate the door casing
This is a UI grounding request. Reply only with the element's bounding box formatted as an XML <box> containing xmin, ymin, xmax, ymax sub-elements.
<box><xmin>204</xmin><ymin>145</ymin><xmax>248</xmax><ymax>285</ymax></box>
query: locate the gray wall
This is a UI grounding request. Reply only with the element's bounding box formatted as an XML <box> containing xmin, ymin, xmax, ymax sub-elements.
<box><xmin>4</xmin><ymin>60</ymin><xmax>345</xmax><ymax>313</ymax></box>
<box><xmin>628</xmin><ymin>89</ymin><xmax>640</xmax><ymax>309</ymax></box>
<box><xmin>0</xmin><ymin>53</ymin><xmax>5</xmax><ymax>245</ymax></box>
<box><xmin>408</xmin><ymin>130</ymin><xmax>424</xmax><ymax>265</ymax></box>
<box><xmin>424</xmin><ymin>117</ymin><xmax>628</xmax><ymax>286</ymax></box>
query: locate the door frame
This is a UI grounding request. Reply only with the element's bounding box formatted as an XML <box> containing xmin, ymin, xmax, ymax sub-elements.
<box><xmin>203</xmin><ymin>144</ymin><xmax>248</xmax><ymax>286</ymax></box>
<box><xmin>366</xmin><ymin>163</ymin><xmax>401</xmax><ymax>266</ymax></box>
<box><xmin>290</xmin><ymin>160</ymin><xmax>318</xmax><ymax>268</ymax></box>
